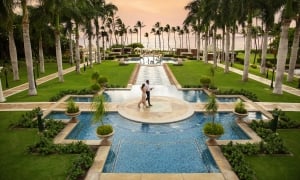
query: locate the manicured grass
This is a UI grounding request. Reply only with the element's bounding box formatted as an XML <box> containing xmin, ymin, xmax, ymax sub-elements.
<box><xmin>1</xmin><ymin>61</ymin><xmax>72</xmax><ymax>90</ymax></box>
<box><xmin>246</xmin><ymin>129</ymin><xmax>300</xmax><ymax>180</ymax></box>
<box><xmin>169</xmin><ymin>60</ymin><xmax>300</xmax><ymax>102</ymax></box>
<box><xmin>0</xmin><ymin>111</ymin><xmax>77</xmax><ymax>180</ymax></box>
<box><xmin>6</xmin><ymin>61</ymin><xmax>136</xmax><ymax>102</ymax></box>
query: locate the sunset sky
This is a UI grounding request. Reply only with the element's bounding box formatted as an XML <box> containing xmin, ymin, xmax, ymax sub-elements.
<box><xmin>107</xmin><ymin>0</ymin><xmax>191</xmax><ymax>33</ymax></box>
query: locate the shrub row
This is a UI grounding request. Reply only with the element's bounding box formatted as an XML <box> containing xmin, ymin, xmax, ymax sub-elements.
<box><xmin>222</xmin><ymin>142</ymin><xmax>256</xmax><ymax>180</ymax></box>
<box><xmin>249</xmin><ymin>120</ymin><xmax>289</xmax><ymax>154</ymax></box>
<box><xmin>11</xmin><ymin>108</ymin><xmax>95</xmax><ymax>180</ymax></box>
<box><xmin>216</xmin><ymin>89</ymin><xmax>258</xmax><ymax>101</ymax></box>
<box><xmin>9</xmin><ymin>107</ymin><xmax>41</xmax><ymax>128</ymax></box>
<box><xmin>49</xmin><ymin>88</ymin><xmax>94</xmax><ymax>102</ymax></box>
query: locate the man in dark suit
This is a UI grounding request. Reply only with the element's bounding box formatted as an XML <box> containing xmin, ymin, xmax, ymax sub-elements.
<box><xmin>145</xmin><ymin>80</ymin><xmax>153</xmax><ymax>106</ymax></box>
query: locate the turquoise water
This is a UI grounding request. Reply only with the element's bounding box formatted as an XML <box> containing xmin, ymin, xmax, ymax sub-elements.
<box><xmin>45</xmin><ymin>111</ymin><xmax>261</xmax><ymax>173</ymax></box>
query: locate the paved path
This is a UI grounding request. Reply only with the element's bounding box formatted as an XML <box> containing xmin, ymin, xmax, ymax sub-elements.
<box><xmin>215</xmin><ymin>62</ymin><xmax>300</xmax><ymax>97</ymax></box>
<box><xmin>3</xmin><ymin>65</ymin><xmax>82</xmax><ymax>98</ymax></box>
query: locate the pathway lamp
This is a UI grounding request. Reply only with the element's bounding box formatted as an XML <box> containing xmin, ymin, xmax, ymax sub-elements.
<box><xmin>270</xmin><ymin>108</ymin><xmax>280</xmax><ymax>133</ymax></box>
<box><xmin>270</xmin><ymin>66</ymin><xmax>275</xmax><ymax>89</ymax></box>
<box><xmin>37</xmin><ymin>110</ymin><xmax>44</xmax><ymax>132</ymax></box>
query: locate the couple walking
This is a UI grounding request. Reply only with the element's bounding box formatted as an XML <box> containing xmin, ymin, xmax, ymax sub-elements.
<box><xmin>138</xmin><ymin>80</ymin><xmax>153</xmax><ymax>108</ymax></box>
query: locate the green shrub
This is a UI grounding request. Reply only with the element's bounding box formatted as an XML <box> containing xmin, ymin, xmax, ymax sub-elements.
<box><xmin>90</xmin><ymin>83</ymin><xmax>101</xmax><ymax>91</ymax></box>
<box><xmin>97</xmin><ymin>124</ymin><xmax>113</xmax><ymax>135</ymax></box>
<box><xmin>9</xmin><ymin>107</ymin><xmax>41</xmax><ymax>128</ymax></box>
<box><xmin>49</xmin><ymin>88</ymin><xmax>94</xmax><ymax>101</ymax></box>
<box><xmin>234</xmin><ymin>100</ymin><xmax>247</xmax><ymax>114</ymax></box>
<box><xmin>250</xmin><ymin>64</ymin><xmax>257</xmax><ymax>69</ymax></box>
<box><xmin>66</xmin><ymin>153</ymin><xmax>94</xmax><ymax>180</ymax></box>
<box><xmin>216</xmin><ymin>89</ymin><xmax>258</xmax><ymax>101</ymax></box>
<box><xmin>200</xmin><ymin>76</ymin><xmax>211</xmax><ymax>88</ymax></box>
<box><xmin>66</xmin><ymin>99</ymin><xmax>79</xmax><ymax>113</ymax></box>
<box><xmin>203</xmin><ymin>122</ymin><xmax>224</xmax><ymax>135</ymax></box>
<box><xmin>222</xmin><ymin>142</ymin><xmax>255</xmax><ymax>180</ymax></box>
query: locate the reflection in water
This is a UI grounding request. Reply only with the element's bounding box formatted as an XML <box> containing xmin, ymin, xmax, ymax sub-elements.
<box><xmin>141</xmin><ymin>123</ymin><xmax>150</xmax><ymax>132</ymax></box>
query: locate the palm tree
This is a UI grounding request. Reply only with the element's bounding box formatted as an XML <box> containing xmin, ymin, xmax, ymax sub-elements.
<box><xmin>43</xmin><ymin>0</ymin><xmax>73</xmax><ymax>82</ymax></box>
<box><xmin>273</xmin><ymin>0</ymin><xmax>299</xmax><ymax>94</ymax></box>
<box><xmin>21</xmin><ymin>0</ymin><xmax>37</xmax><ymax>95</ymax></box>
<box><xmin>135</xmin><ymin>20</ymin><xmax>145</xmax><ymax>44</ymax></box>
<box><xmin>287</xmin><ymin>14</ymin><xmax>300</xmax><ymax>82</ymax></box>
<box><xmin>164</xmin><ymin>24</ymin><xmax>171</xmax><ymax>51</ymax></box>
<box><xmin>151</xmin><ymin>28</ymin><xmax>156</xmax><ymax>49</ymax></box>
<box><xmin>184</xmin><ymin>0</ymin><xmax>202</xmax><ymax>60</ymax></box>
<box><xmin>30</xmin><ymin>5</ymin><xmax>50</xmax><ymax>74</ymax></box>
<box><xmin>154</xmin><ymin>22</ymin><xmax>161</xmax><ymax>50</ymax></box>
<box><xmin>91</xmin><ymin>0</ymin><xmax>105</xmax><ymax>64</ymax></box>
<box><xmin>257</xmin><ymin>0</ymin><xmax>283</xmax><ymax>75</ymax></box>
<box><xmin>1</xmin><ymin>0</ymin><xmax>20</xmax><ymax>81</ymax></box>
<box><xmin>171</xmin><ymin>26</ymin><xmax>177</xmax><ymax>50</ymax></box>
<box><xmin>144</xmin><ymin>32</ymin><xmax>149</xmax><ymax>48</ymax></box>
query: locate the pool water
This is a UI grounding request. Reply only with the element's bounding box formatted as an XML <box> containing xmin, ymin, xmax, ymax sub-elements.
<box><xmin>45</xmin><ymin>111</ymin><xmax>260</xmax><ymax>173</ymax></box>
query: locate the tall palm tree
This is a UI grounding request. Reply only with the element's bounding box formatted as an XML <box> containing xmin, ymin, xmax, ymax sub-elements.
<box><xmin>184</xmin><ymin>0</ymin><xmax>202</xmax><ymax>60</ymax></box>
<box><xmin>171</xmin><ymin>26</ymin><xmax>177</xmax><ymax>50</ymax></box>
<box><xmin>151</xmin><ymin>28</ymin><xmax>156</xmax><ymax>49</ymax></box>
<box><xmin>92</xmin><ymin>0</ymin><xmax>105</xmax><ymax>64</ymax></box>
<box><xmin>2</xmin><ymin>1</ymin><xmax>19</xmax><ymax>81</ymax></box>
<box><xmin>21</xmin><ymin>0</ymin><xmax>37</xmax><ymax>95</ymax></box>
<box><xmin>154</xmin><ymin>22</ymin><xmax>162</xmax><ymax>50</ymax></box>
<box><xmin>274</xmin><ymin>0</ymin><xmax>298</xmax><ymax>94</ymax></box>
<box><xmin>1</xmin><ymin>0</ymin><xmax>20</xmax><ymax>81</ymax></box>
<box><xmin>164</xmin><ymin>24</ymin><xmax>171</xmax><ymax>51</ymax></box>
<box><xmin>30</xmin><ymin>5</ymin><xmax>50</xmax><ymax>74</ymax></box>
<box><xmin>135</xmin><ymin>20</ymin><xmax>145</xmax><ymax>44</ymax></box>
<box><xmin>287</xmin><ymin>14</ymin><xmax>300</xmax><ymax>82</ymax></box>
<box><xmin>257</xmin><ymin>0</ymin><xmax>282</xmax><ymax>75</ymax></box>
<box><xmin>43</xmin><ymin>0</ymin><xmax>73</xmax><ymax>82</ymax></box>
<box><xmin>144</xmin><ymin>32</ymin><xmax>149</xmax><ymax>48</ymax></box>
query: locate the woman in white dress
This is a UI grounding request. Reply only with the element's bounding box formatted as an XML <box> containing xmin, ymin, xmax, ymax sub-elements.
<box><xmin>138</xmin><ymin>83</ymin><xmax>148</xmax><ymax>108</ymax></box>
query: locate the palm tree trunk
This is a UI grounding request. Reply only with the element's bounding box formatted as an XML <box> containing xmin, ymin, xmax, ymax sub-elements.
<box><xmin>8</xmin><ymin>29</ymin><xmax>19</xmax><ymax>81</ymax></box>
<box><xmin>88</xmin><ymin>35</ymin><xmax>93</xmax><ymax>67</ymax></box>
<box><xmin>273</xmin><ymin>19</ymin><xmax>291</xmax><ymax>94</ymax></box>
<box><xmin>69</xmin><ymin>33</ymin><xmax>74</xmax><ymax>65</ymax></box>
<box><xmin>204</xmin><ymin>30</ymin><xmax>208</xmax><ymax>63</ymax></box>
<box><xmin>0</xmin><ymin>78</ymin><xmax>5</xmax><ymax>102</ymax></box>
<box><xmin>22</xmin><ymin>5</ymin><xmax>37</xmax><ymax>95</ymax></box>
<box><xmin>287</xmin><ymin>19</ymin><xmax>300</xmax><ymax>82</ymax></box>
<box><xmin>197</xmin><ymin>31</ymin><xmax>201</xmax><ymax>60</ymax></box>
<box><xmin>75</xmin><ymin>26</ymin><xmax>81</xmax><ymax>73</ymax></box>
<box><xmin>96</xmin><ymin>32</ymin><xmax>101</xmax><ymax>63</ymax></box>
<box><xmin>38</xmin><ymin>35</ymin><xmax>45</xmax><ymax>73</ymax></box>
<box><xmin>260</xmin><ymin>29</ymin><xmax>268</xmax><ymax>74</ymax></box>
<box><xmin>231</xmin><ymin>27</ymin><xmax>236</xmax><ymax>64</ymax></box>
<box><xmin>243</xmin><ymin>24</ymin><xmax>252</xmax><ymax>82</ymax></box>
<box><xmin>54</xmin><ymin>31</ymin><xmax>64</xmax><ymax>82</ymax></box>
<box><xmin>213</xmin><ymin>28</ymin><xmax>217</xmax><ymax>67</ymax></box>
<box><xmin>224</xmin><ymin>26</ymin><xmax>230</xmax><ymax>73</ymax></box>
<box><xmin>221</xmin><ymin>29</ymin><xmax>225</xmax><ymax>62</ymax></box>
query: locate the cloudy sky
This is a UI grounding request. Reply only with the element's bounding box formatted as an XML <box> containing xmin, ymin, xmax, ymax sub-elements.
<box><xmin>107</xmin><ymin>0</ymin><xmax>191</xmax><ymax>33</ymax></box>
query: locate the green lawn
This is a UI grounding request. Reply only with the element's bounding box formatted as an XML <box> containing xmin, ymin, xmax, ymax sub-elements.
<box><xmin>246</xmin><ymin>129</ymin><xmax>300</xmax><ymax>180</ymax></box>
<box><xmin>6</xmin><ymin>61</ymin><xmax>136</xmax><ymax>102</ymax></box>
<box><xmin>1</xmin><ymin>61</ymin><xmax>73</xmax><ymax>90</ymax></box>
<box><xmin>169</xmin><ymin>60</ymin><xmax>300</xmax><ymax>102</ymax></box>
<box><xmin>235</xmin><ymin>53</ymin><xmax>299</xmax><ymax>89</ymax></box>
<box><xmin>0</xmin><ymin>111</ymin><xmax>77</xmax><ymax>180</ymax></box>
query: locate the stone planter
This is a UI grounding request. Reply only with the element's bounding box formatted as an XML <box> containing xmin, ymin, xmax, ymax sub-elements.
<box><xmin>233</xmin><ymin>111</ymin><xmax>248</xmax><ymax>123</ymax></box>
<box><xmin>97</xmin><ymin>130</ymin><xmax>114</xmax><ymax>146</ymax></box>
<box><xmin>65</xmin><ymin>111</ymin><xmax>81</xmax><ymax>123</ymax></box>
<box><xmin>205</xmin><ymin>133</ymin><xmax>221</xmax><ymax>146</ymax></box>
